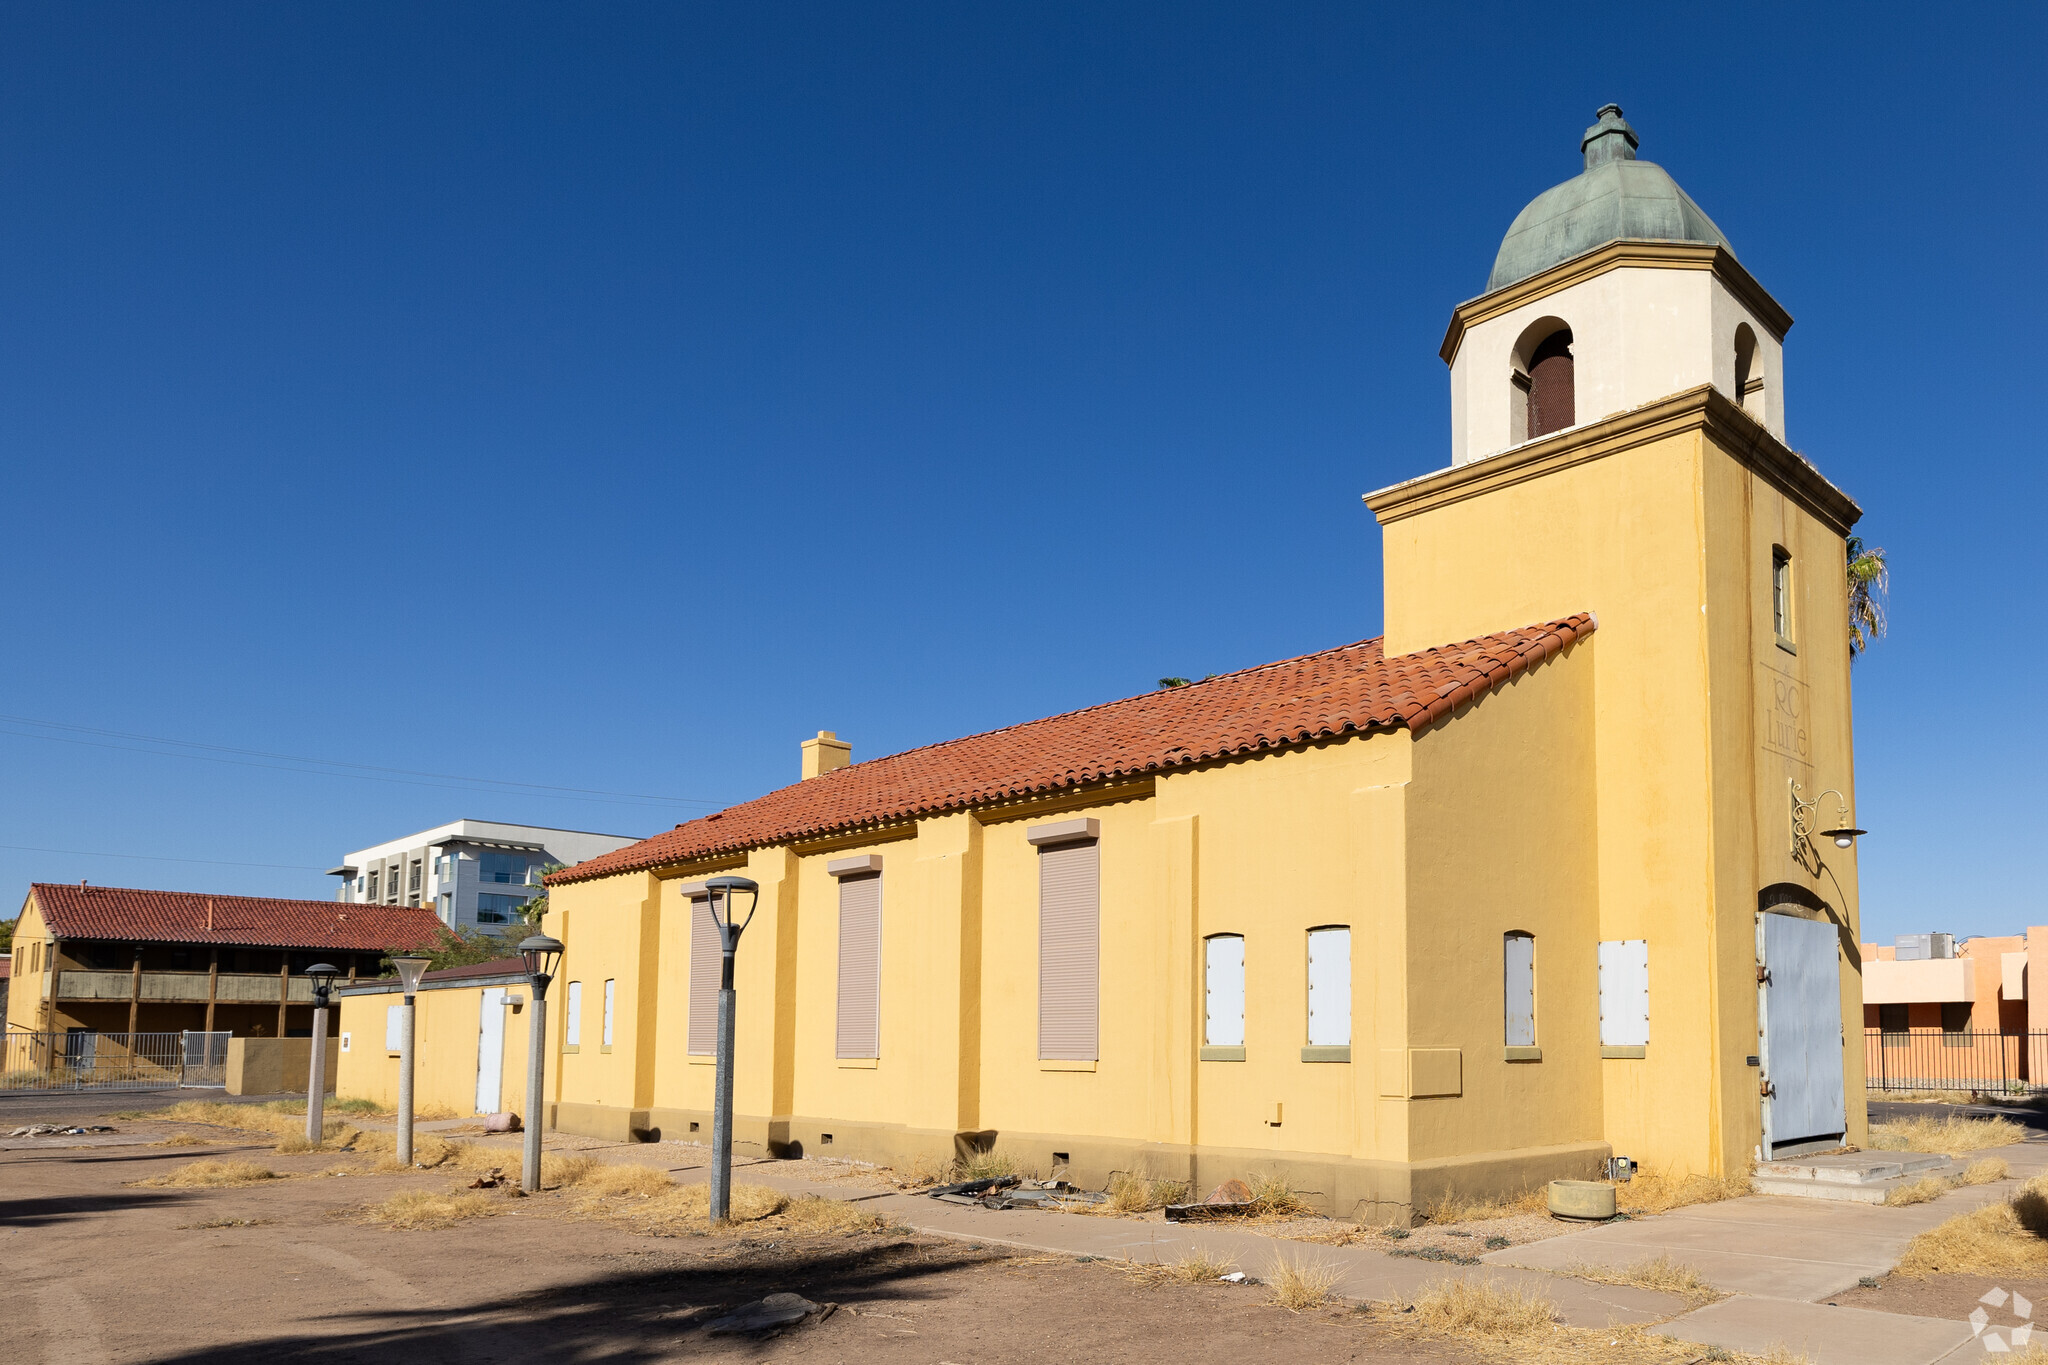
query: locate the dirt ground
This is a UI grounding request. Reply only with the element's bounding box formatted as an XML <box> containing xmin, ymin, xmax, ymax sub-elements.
<box><xmin>2</xmin><ymin>1097</ymin><xmax>1480</xmax><ymax>1364</ymax></box>
<box><xmin>1828</xmin><ymin>1270</ymin><xmax>2048</xmax><ymax>1328</ymax></box>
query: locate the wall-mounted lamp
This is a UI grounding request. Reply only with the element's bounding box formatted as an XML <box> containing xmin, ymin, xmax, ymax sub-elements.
<box><xmin>1791</xmin><ymin>781</ymin><xmax>1866</xmax><ymax>853</ymax></box>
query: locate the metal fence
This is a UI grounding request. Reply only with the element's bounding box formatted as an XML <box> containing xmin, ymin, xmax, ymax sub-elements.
<box><xmin>1864</xmin><ymin>1028</ymin><xmax>2048</xmax><ymax>1095</ymax></box>
<box><xmin>1</xmin><ymin>1030</ymin><xmax>231</xmax><ymax>1091</ymax></box>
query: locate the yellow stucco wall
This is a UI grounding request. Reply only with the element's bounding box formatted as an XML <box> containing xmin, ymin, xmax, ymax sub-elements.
<box><xmin>334</xmin><ymin>976</ymin><xmax>533</xmax><ymax>1120</ymax></box>
<box><xmin>1374</xmin><ymin>388</ymin><xmax>1864</xmax><ymax>1174</ymax></box>
<box><xmin>5</xmin><ymin>896</ymin><xmax>48</xmax><ymax>1033</ymax></box>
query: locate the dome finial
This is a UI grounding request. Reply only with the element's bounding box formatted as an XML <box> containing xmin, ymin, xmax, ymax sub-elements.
<box><xmin>1581</xmin><ymin>104</ymin><xmax>1638</xmax><ymax>170</ymax></box>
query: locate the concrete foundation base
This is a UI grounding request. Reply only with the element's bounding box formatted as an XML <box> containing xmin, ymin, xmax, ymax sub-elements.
<box><xmin>544</xmin><ymin>1101</ymin><xmax>1607</xmax><ymax>1225</ymax></box>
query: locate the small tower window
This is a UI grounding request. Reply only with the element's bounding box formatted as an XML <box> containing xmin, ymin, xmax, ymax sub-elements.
<box><xmin>1734</xmin><ymin>324</ymin><xmax>1762</xmax><ymax>417</ymax></box>
<box><xmin>1772</xmin><ymin>546</ymin><xmax>1794</xmax><ymax>650</ymax></box>
<box><xmin>1526</xmin><ymin>329</ymin><xmax>1575</xmax><ymax>438</ymax></box>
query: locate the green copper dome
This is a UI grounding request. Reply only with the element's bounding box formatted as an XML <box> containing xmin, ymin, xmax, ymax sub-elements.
<box><xmin>1487</xmin><ymin>105</ymin><xmax>1734</xmax><ymax>293</ymax></box>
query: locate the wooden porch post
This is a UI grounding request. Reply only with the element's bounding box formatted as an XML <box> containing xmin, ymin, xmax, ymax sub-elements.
<box><xmin>205</xmin><ymin>949</ymin><xmax>219</xmax><ymax>1033</ymax></box>
<box><xmin>127</xmin><ymin>946</ymin><xmax>143</xmax><ymax>1039</ymax></box>
<box><xmin>277</xmin><ymin>959</ymin><xmax>290</xmax><ymax>1036</ymax></box>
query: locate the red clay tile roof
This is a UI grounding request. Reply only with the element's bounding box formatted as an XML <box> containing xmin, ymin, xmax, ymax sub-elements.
<box><xmin>554</xmin><ymin>614</ymin><xmax>1594</xmax><ymax>886</ymax></box>
<box><xmin>28</xmin><ymin>884</ymin><xmax>444</xmax><ymax>952</ymax></box>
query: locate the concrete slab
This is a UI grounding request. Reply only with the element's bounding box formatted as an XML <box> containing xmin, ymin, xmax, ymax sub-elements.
<box><xmin>1651</xmin><ymin>1297</ymin><xmax>1973</xmax><ymax>1365</ymax></box>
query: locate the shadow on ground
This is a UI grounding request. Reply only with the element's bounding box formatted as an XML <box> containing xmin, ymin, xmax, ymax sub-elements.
<box><xmin>134</xmin><ymin>1238</ymin><xmax>979</xmax><ymax>1363</ymax></box>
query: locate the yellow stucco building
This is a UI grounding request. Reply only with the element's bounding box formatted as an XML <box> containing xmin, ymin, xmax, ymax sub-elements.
<box><xmin>349</xmin><ymin>106</ymin><xmax>1867</xmax><ymax>1223</ymax></box>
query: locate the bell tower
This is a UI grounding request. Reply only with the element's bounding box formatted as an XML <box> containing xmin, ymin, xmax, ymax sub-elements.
<box><xmin>1443</xmin><ymin>105</ymin><xmax>1790</xmax><ymax>467</ymax></box>
<box><xmin>1367</xmin><ymin>108</ymin><xmax>1867</xmax><ymax>1175</ymax></box>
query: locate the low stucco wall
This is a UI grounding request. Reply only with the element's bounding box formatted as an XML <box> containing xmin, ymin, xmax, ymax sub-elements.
<box><xmin>226</xmin><ymin>1037</ymin><xmax>338</xmax><ymax>1096</ymax></box>
<box><xmin>334</xmin><ymin>976</ymin><xmax>534</xmax><ymax>1121</ymax></box>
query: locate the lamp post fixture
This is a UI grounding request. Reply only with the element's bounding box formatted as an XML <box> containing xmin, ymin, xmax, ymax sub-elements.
<box><xmin>516</xmin><ymin>934</ymin><xmax>564</xmax><ymax>1194</ymax></box>
<box><xmin>1790</xmin><ymin>781</ymin><xmax>1868</xmax><ymax>853</ymax></box>
<box><xmin>303</xmin><ymin>963</ymin><xmax>340</xmax><ymax>1144</ymax></box>
<box><xmin>703</xmin><ymin>875</ymin><xmax>760</xmax><ymax>1224</ymax></box>
<box><xmin>388</xmin><ymin>952</ymin><xmax>433</xmax><ymax>1167</ymax></box>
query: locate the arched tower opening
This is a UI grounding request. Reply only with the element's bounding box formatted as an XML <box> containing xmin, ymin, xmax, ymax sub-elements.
<box><xmin>1734</xmin><ymin>323</ymin><xmax>1763</xmax><ymax>420</ymax></box>
<box><xmin>1509</xmin><ymin>318</ymin><xmax>1575</xmax><ymax>444</ymax></box>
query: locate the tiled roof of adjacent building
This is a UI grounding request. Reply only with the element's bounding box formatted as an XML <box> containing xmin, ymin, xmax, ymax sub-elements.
<box><xmin>27</xmin><ymin>884</ymin><xmax>445</xmax><ymax>952</ymax></box>
<box><xmin>554</xmin><ymin>613</ymin><xmax>1594</xmax><ymax>885</ymax></box>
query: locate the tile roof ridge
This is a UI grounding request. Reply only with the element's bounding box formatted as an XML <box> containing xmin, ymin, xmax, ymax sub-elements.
<box><xmin>678</xmin><ymin>634</ymin><xmax>1390</xmax><ymax>826</ymax></box>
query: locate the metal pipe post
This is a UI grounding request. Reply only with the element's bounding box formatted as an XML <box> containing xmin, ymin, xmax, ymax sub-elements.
<box><xmin>397</xmin><ymin>995</ymin><xmax>417</xmax><ymax>1167</ymax></box>
<box><xmin>304</xmin><ymin>1005</ymin><xmax>329</xmax><ymax>1143</ymax></box>
<box><xmin>709</xmin><ymin>948</ymin><xmax>737</xmax><ymax>1222</ymax></box>
<box><xmin>522</xmin><ymin>981</ymin><xmax>549</xmax><ymax>1193</ymax></box>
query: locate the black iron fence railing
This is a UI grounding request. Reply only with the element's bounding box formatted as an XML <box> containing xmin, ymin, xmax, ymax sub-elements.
<box><xmin>1864</xmin><ymin>1028</ymin><xmax>2048</xmax><ymax>1094</ymax></box>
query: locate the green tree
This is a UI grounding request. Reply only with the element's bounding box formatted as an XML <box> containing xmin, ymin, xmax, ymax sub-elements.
<box><xmin>1846</xmin><ymin>536</ymin><xmax>1889</xmax><ymax>657</ymax></box>
<box><xmin>518</xmin><ymin>864</ymin><xmax>568</xmax><ymax>927</ymax></box>
<box><xmin>0</xmin><ymin>916</ymin><xmax>15</xmax><ymax>955</ymax></box>
<box><xmin>385</xmin><ymin>924</ymin><xmax>523</xmax><ymax>974</ymax></box>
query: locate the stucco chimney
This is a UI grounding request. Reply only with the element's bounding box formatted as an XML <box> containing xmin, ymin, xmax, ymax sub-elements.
<box><xmin>801</xmin><ymin>730</ymin><xmax>852</xmax><ymax>780</ymax></box>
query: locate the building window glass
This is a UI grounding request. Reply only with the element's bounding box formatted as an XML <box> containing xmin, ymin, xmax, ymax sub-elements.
<box><xmin>602</xmin><ymin>979</ymin><xmax>615</xmax><ymax>1047</ymax></box>
<box><xmin>409</xmin><ymin>860</ymin><xmax>423</xmax><ymax>893</ymax></box>
<box><xmin>1942</xmin><ymin>1002</ymin><xmax>1972</xmax><ymax>1047</ymax></box>
<box><xmin>476</xmin><ymin>893</ymin><xmax>521</xmax><ymax>924</ymax></box>
<box><xmin>1878</xmin><ymin>1002</ymin><xmax>1909</xmax><ymax>1046</ymax></box>
<box><xmin>1772</xmin><ymin>547</ymin><xmax>1794</xmax><ymax>647</ymax></box>
<box><xmin>565</xmin><ymin>980</ymin><xmax>582</xmax><ymax>1047</ymax></box>
<box><xmin>366</xmin><ymin>869</ymin><xmax>379</xmax><ymax>900</ymax></box>
<box><xmin>1503</xmin><ymin>932</ymin><xmax>1537</xmax><ymax>1048</ymax></box>
<box><xmin>479</xmin><ymin>852</ymin><xmax>527</xmax><ymax>884</ymax></box>
<box><xmin>1203</xmin><ymin>934</ymin><xmax>1245</xmax><ymax>1048</ymax></box>
<box><xmin>1306</xmin><ymin>927</ymin><xmax>1351</xmax><ymax>1047</ymax></box>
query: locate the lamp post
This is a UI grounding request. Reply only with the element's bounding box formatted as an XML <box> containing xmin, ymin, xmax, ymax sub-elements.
<box><xmin>703</xmin><ymin>875</ymin><xmax>760</xmax><ymax>1224</ymax></box>
<box><xmin>388</xmin><ymin>953</ymin><xmax>433</xmax><ymax>1167</ymax></box>
<box><xmin>303</xmin><ymin>963</ymin><xmax>340</xmax><ymax>1144</ymax></box>
<box><xmin>516</xmin><ymin>934</ymin><xmax>563</xmax><ymax>1194</ymax></box>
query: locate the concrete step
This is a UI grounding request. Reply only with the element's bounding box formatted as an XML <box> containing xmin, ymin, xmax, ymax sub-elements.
<box><xmin>1755</xmin><ymin>1152</ymin><xmax>1951</xmax><ymax>1185</ymax></box>
<box><xmin>1752</xmin><ymin>1153</ymin><xmax>1960</xmax><ymax>1204</ymax></box>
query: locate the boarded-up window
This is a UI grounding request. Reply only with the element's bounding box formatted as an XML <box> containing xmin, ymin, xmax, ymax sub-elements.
<box><xmin>1598</xmin><ymin>940</ymin><xmax>1649</xmax><ymax>1048</ymax></box>
<box><xmin>836</xmin><ymin>872</ymin><xmax>882</xmax><ymax>1058</ymax></box>
<box><xmin>1204</xmin><ymin>934</ymin><xmax>1245</xmax><ymax>1047</ymax></box>
<box><xmin>1878</xmin><ymin>1002</ymin><xmax>1908</xmax><ymax>1045</ymax></box>
<box><xmin>1503</xmin><ymin>933</ymin><xmax>1536</xmax><ymax>1048</ymax></box>
<box><xmin>1942</xmin><ymin>1002</ymin><xmax>1972</xmax><ymax>1047</ymax></box>
<box><xmin>1038</xmin><ymin>837</ymin><xmax>1100</xmax><ymax>1061</ymax></box>
<box><xmin>1307</xmin><ymin>927</ymin><xmax>1352</xmax><ymax>1046</ymax></box>
<box><xmin>565</xmin><ymin>980</ymin><xmax>583</xmax><ymax>1047</ymax></box>
<box><xmin>688</xmin><ymin>893</ymin><xmax>718</xmax><ymax>1055</ymax></box>
<box><xmin>385</xmin><ymin>1004</ymin><xmax>404</xmax><ymax>1052</ymax></box>
<box><xmin>602</xmin><ymin>979</ymin><xmax>615</xmax><ymax>1047</ymax></box>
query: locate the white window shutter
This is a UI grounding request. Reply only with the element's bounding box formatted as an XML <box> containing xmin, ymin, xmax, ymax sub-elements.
<box><xmin>688</xmin><ymin>894</ymin><xmax>718</xmax><ymax>1055</ymax></box>
<box><xmin>1204</xmin><ymin>935</ymin><xmax>1246</xmax><ymax>1047</ymax></box>
<box><xmin>565</xmin><ymin>980</ymin><xmax>582</xmax><ymax>1047</ymax></box>
<box><xmin>385</xmin><ymin>1005</ymin><xmax>403</xmax><ymax>1052</ymax></box>
<box><xmin>1599</xmin><ymin>940</ymin><xmax>1650</xmax><ymax>1047</ymax></box>
<box><xmin>1306</xmin><ymin>927</ymin><xmax>1352</xmax><ymax>1046</ymax></box>
<box><xmin>1503</xmin><ymin>933</ymin><xmax>1536</xmax><ymax>1047</ymax></box>
<box><xmin>602</xmin><ymin>979</ymin><xmax>615</xmax><ymax>1047</ymax></box>
<box><xmin>836</xmin><ymin>872</ymin><xmax>883</xmax><ymax>1058</ymax></box>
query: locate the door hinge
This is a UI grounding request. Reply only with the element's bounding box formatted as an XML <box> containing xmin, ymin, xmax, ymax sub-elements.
<box><xmin>1756</xmin><ymin>966</ymin><xmax>1771</xmax><ymax>984</ymax></box>
<box><xmin>1759</xmin><ymin>1078</ymin><xmax>1775</xmax><ymax>1098</ymax></box>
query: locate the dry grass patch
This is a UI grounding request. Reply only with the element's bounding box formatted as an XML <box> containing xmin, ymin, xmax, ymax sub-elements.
<box><xmin>151</xmin><ymin>1133</ymin><xmax>204</xmax><ymax>1147</ymax></box>
<box><xmin>1885</xmin><ymin>1176</ymin><xmax>1952</xmax><ymax>1208</ymax></box>
<box><xmin>567</xmin><ymin>1161</ymin><xmax>674</xmax><ymax>1198</ymax></box>
<box><xmin>956</xmin><ymin>1149</ymin><xmax>1021</xmax><ymax>1181</ymax></box>
<box><xmin>363</xmin><ymin>1189</ymin><xmax>503</xmax><ymax>1230</ymax></box>
<box><xmin>893</xmin><ymin>1151</ymin><xmax>952</xmax><ymax>1188</ymax></box>
<box><xmin>137</xmin><ymin>1100</ymin><xmax>353</xmax><ymax>1145</ymax></box>
<box><xmin>1423</xmin><ymin>1187</ymin><xmax>1548</xmax><ymax>1224</ymax></box>
<box><xmin>1895</xmin><ymin>1175</ymin><xmax>2048</xmax><ymax>1277</ymax></box>
<box><xmin>1245</xmin><ymin>1173</ymin><xmax>1309</xmax><ymax>1217</ymax></box>
<box><xmin>1406</xmin><ymin>1276</ymin><xmax>1558</xmax><ymax>1336</ymax></box>
<box><xmin>776</xmin><ymin>1194</ymin><xmax>888</xmax><ymax>1235</ymax></box>
<box><xmin>1159</xmin><ymin>1248</ymin><xmax>1239</xmax><ymax>1283</ymax></box>
<box><xmin>1964</xmin><ymin>1157</ymin><xmax>2012</xmax><ymax>1185</ymax></box>
<box><xmin>1562</xmin><ymin>1254</ymin><xmax>1718</xmax><ymax>1305</ymax></box>
<box><xmin>1617</xmin><ymin>1166</ymin><xmax>1753</xmax><ymax>1215</ymax></box>
<box><xmin>135</xmin><ymin>1159</ymin><xmax>280</xmax><ymax>1188</ymax></box>
<box><xmin>584</xmin><ymin>1180</ymin><xmax>789</xmax><ymax>1235</ymax></box>
<box><xmin>1870</xmin><ymin>1115</ymin><xmax>2026</xmax><ymax>1155</ymax></box>
<box><xmin>1266</xmin><ymin>1253</ymin><xmax>1343</xmax><ymax>1310</ymax></box>
<box><xmin>1100</xmin><ymin>1172</ymin><xmax>1190</xmax><ymax>1214</ymax></box>
<box><xmin>1380</xmin><ymin>1276</ymin><xmax>1779</xmax><ymax>1363</ymax></box>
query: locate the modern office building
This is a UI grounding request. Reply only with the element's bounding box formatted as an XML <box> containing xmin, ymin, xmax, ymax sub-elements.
<box><xmin>329</xmin><ymin>820</ymin><xmax>642</xmax><ymax>931</ymax></box>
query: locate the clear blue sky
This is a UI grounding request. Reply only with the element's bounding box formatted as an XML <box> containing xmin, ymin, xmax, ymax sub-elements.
<box><xmin>1</xmin><ymin>4</ymin><xmax>2040</xmax><ymax>945</ymax></box>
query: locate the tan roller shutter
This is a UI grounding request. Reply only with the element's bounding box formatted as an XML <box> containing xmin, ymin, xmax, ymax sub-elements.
<box><xmin>1038</xmin><ymin>838</ymin><xmax>1099</xmax><ymax>1061</ymax></box>
<box><xmin>835</xmin><ymin>872</ymin><xmax>882</xmax><ymax>1058</ymax></box>
<box><xmin>687</xmin><ymin>894</ymin><xmax>718</xmax><ymax>1055</ymax></box>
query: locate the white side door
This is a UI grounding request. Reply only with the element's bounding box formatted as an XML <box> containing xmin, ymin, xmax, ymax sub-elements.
<box><xmin>475</xmin><ymin>988</ymin><xmax>507</xmax><ymax>1115</ymax></box>
<box><xmin>1759</xmin><ymin>912</ymin><xmax>1846</xmax><ymax>1156</ymax></box>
